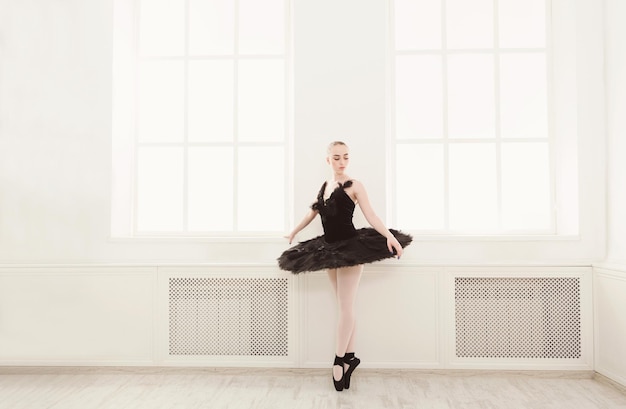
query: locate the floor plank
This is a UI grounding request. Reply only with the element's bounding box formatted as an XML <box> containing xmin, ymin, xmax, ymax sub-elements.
<box><xmin>0</xmin><ymin>368</ymin><xmax>625</xmax><ymax>409</ymax></box>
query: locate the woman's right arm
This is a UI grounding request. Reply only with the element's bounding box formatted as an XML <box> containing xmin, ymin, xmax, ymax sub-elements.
<box><xmin>285</xmin><ymin>208</ymin><xmax>318</xmax><ymax>244</ymax></box>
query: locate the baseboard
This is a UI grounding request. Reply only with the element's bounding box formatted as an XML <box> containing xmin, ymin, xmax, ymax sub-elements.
<box><xmin>594</xmin><ymin>371</ymin><xmax>626</xmax><ymax>392</ymax></box>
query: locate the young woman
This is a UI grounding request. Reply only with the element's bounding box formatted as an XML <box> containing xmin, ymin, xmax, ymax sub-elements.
<box><xmin>278</xmin><ymin>141</ymin><xmax>412</xmax><ymax>392</ymax></box>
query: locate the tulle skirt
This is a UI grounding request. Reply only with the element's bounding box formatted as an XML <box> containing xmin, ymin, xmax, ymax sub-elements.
<box><xmin>277</xmin><ymin>228</ymin><xmax>413</xmax><ymax>274</ymax></box>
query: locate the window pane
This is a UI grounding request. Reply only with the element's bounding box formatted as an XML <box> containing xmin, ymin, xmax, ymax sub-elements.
<box><xmin>188</xmin><ymin>61</ymin><xmax>234</xmax><ymax>143</ymax></box>
<box><xmin>396</xmin><ymin>55</ymin><xmax>443</xmax><ymax>139</ymax></box>
<box><xmin>238</xmin><ymin>60</ymin><xmax>285</xmax><ymax>142</ymax></box>
<box><xmin>239</xmin><ymin>0</ymin><xmax>285</xmax><ymax>55</ymax></box>
<box><xmin>238</xmin><ymin>147</ymin><xmax>284</xmax><ymax>231</ymax></box>
<box><xmin>139</xmin><ymin>0</ymin><xmax>184</xmax><ymax>56</ymax></box>
<box><xmin>500</xmin><ymin>53</ymin><xmax>548</xmax><ymax>139</ymax></box>
<box><xmin>137</xmin><ymin>147</ymin><xmax>184</xmax><ymax>231</ymax></box>
<box><xmin>188</xmin><ymin>147</ymin><xmax>234</xmax><ymax>231</ymax></box>
<box><xmin>395</xmin><ymin>0</ymin><xmax>442</xmax><ymax>50</ymax></box>
<box><xmin>449</xmin><ymin>143</ymin><xmax>497</xmax><ymax>230</ymax></box>
<box><xmin>189</xmin><ymin>0</ymin><xmax>235</xmax><ymax>55</ymax></box>
<box><xmin>446</xmin><ymin>0</ymin><xmax>493</xmax><ymax>49</ymax></box>
<box><xmin>501</xmin><ymin>143</ymin><xmax>551</xmax><ymax>230</ymax></box>
<box><xmin>396</xmin><ymin>144</ymin><xmax>445</xmax><ymax>229</ymax></box>
<box><xmin>138</xmin><ymin>61</ymin><xmax>185</xmax><ymax>143</ymax></box>
<box><xmin>499</xmin><ymin>0</ymin><xmax>546</xmax><ymax>48</ymax></box>
<box><xmin>447</xmin><ymin>54</ymin><xmax>495</xmax><ymax>138</ymax></box>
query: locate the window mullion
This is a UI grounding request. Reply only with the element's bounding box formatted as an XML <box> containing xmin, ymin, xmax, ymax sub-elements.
<box><xmin>183</xmin><ymin>0</ymin><xmax>190</xmax><ymax>233</ymax></box>
<box><xmin>546</xmin><ymin>0</ymin><xmax>557</xmax><ymax>234</ymax></box>
<box><xmin>442</xmin><ymin>0</ymin><xmax>450</xmax><ymax>231</ymax></box>
<box><xmin>389</xmin><ymin>0</ymin><xmax>397</xmax><ymax>227</ymax></box>
<box><xmin>233</xmin><ymin>0</ymin><xmax>240</xmax><ymax>232</ymax></box>
<box><xmin>494</xmin><ymin>0</ymin><xmax>503</xmax><ymax>231</ymax></box>
<box><xmin>132</xmin><ymin>0</ymin><xmax>142</xmax><ymax>237</ymax></box>
<box><xmin>284</xmin><ymin>0</ymin><xmax>293</xmax><ymax>234</ymax></box>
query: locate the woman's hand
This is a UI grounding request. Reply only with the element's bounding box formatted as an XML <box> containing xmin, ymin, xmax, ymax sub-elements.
<box><xmin>387</xmin><ymin>236</ymin><xmax>403</xmax><ymax>259</ymax></box>
<box><xmin>284</xmin><ymin>231</ymin><xmax>297</xmax><ymax>244</ymax></box>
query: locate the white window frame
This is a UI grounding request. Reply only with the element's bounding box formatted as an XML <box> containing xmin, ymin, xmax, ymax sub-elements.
<box><xmin>388</xmin><ymin>0</ymin><xmax>578</xmax><ymax>237</ymax></box>
<box><xmin>112</xmin><ymin>0</ymin><xmax>293</xmax><ymax>238</ymax></box>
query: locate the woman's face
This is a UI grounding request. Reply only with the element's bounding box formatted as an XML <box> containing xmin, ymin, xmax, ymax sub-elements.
<box><xmin>327</xmin><ymin>144</ymin><xmax>350</xmax><ymax>175</ymax></box>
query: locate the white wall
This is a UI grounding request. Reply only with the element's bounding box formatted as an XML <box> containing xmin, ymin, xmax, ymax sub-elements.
<box><xmin>0</xmin><ymin>0</ymin><xmax>113</xmax><ymax>263</ymax></box>
<box><xmin>605</xmin><ymin>0</ymin><xmax>626</xmax><ymax>267</ymax></box>
<box><xmin>0</xmin><ymin>0</ymin><xmax>615</xmax><ymax>377</ymax></box>
<box><xmin>0</xmin><ymin>0</ymin><xmax>607</xmax><ymax>265</ymax></box>
<box><xmin>593</xmin><ymin>0</ymin><xmax>626</xmax><ymax>388</ymax></box>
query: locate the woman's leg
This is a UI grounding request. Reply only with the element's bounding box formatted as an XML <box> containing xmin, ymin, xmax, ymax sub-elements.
<box><xmin>327</xmin><ymin>269</ymin><xmax>341</xmax><ymax>380</ymax></box>
<box><xmin>327</xmin><ymin>268</ymin><xmax>359</xmax><ymax>355</ymax></box>
<box><xmin>328</xmin><ymin>265</ymin><xmax>363</xmax><ymax>380</ymax></box>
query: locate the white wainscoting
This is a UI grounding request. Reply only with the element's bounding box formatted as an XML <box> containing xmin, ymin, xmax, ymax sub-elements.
<box><xmin>0</xmin><ymin>264</ymin><xmax>593</xmax><ymax>371</ymax></box>
<box><xmin>0</xmin><ymin>266</ymin><xmax>156</xmax><ymax>366</ymax></box>
<box><xmin>593</xmin><ymin>264</ymin><xmax>626</xmax><ymax>387</ymax></box>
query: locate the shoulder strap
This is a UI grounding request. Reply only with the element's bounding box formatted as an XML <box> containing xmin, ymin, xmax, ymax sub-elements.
<box><xmin>318</xmin><ymin>181</ymin><xmax>328</xmax><ymax>200</ymax></box>
<box><xmin>311</xmin><ymin>181</ymin><xmax>328</xmax><ymax>211</ymax></box>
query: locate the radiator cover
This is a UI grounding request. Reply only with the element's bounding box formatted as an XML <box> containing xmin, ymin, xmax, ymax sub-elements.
<box><xmin>168</xmin><ymin>277</ymin><xmax>289</xmax><ymax>356</ymax></box>
<box><xmin>455</xmin><ymin>277</ymin><xmax>581</xmax><ymax>359</ymax></box>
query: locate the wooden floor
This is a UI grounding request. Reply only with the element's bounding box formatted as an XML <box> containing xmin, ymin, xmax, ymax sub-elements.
<box><xmin>1</xmin><ymin>367</ymin><xmax>626</xmax><ymax>409</ymax></box>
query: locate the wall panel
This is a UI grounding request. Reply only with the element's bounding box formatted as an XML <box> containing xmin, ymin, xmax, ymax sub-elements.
<box><xmin>0</xmin><ymin>267</ymin><xmax>155</xmax><ymax>365</ymax></box>
<box><xmin>594</xmin><ymin>266</ymin><xmax>626</xmax><ymax>387</ymax></box>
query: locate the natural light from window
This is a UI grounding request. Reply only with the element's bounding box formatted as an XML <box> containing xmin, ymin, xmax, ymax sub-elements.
<box><xmin>392</xmin><ymin>0</ymin><xmax>552</xmax><ymax>234</ymax></box>
<box><xmin>112</xmin><ymin>0</ymin><xmax>289</xmax><ymax>236</ymax></box>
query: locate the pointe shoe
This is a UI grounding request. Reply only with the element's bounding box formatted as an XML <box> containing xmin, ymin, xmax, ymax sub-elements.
<box><xmin>333</xmin><ymin>355</ymin><xmax>345</xmax><ymax>391</ymax></box>
<box><xmin>343</xmin><ymin>352</ymin><xmax>360</xmax><ymax>389</ymax></box>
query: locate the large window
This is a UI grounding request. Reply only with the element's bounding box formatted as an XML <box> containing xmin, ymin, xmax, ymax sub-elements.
<box><xmin>392</xmin><ymin>0</ymin><xmax>553</xmax><ymax>234</ymax></box>
<box><xmin>112</xmin><ymin>0</ymin><xmax>290</xmax><ymax>236</ymax></box>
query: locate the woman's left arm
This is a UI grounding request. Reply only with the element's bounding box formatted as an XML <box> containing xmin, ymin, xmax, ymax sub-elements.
<box><xmin>352</xmin><ymin>180</ymin><xmax>403</xmax><ymax>258</ymax></box>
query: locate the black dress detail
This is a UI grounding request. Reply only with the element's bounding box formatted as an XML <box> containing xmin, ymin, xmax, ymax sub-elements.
<box><xmin>278</xmin><ymin>181</ymin><xmax>413</xmax><ymax>274</ymax></box>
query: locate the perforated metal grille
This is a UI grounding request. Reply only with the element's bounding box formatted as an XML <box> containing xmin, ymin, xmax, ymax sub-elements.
<box><xmin>169</xmin><ymin>277</ymin><xmax>288</xmax><ymax>356</ymax></box>
<box><xmin>455</xmin><ymin>277</ymin><xmax>581</xmax><ymax>359</ymax></box>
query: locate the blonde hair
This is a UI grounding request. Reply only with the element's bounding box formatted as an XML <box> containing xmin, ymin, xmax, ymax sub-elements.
<box><xmin>327</xmin><ymin>141</ymin><xmax>348</xmax><ymax>154</ymax></box>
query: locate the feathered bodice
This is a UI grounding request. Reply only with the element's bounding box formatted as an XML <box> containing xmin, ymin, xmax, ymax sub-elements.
<box><xmin>311</xmin><ymin>180</ymin><xmax>357</xmax><ymax>243</ymax></box>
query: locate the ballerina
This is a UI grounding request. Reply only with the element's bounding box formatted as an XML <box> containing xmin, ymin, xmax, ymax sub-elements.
<box><xmin>278</xmin><ymin>141</ymin><xmax>412</xmax><ymax>391</ymax></box>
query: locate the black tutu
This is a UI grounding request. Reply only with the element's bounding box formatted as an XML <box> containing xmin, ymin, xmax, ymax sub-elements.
<box><xmin>278</xmin><ymin>227</ymin><xmax>413</xmax><ymax>274</ymax></box>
